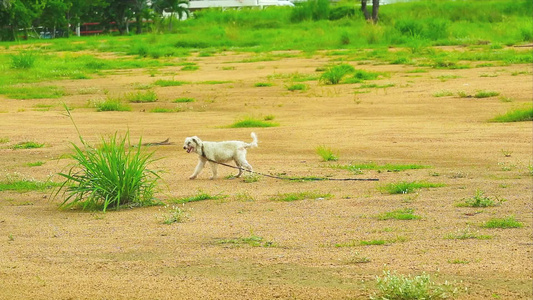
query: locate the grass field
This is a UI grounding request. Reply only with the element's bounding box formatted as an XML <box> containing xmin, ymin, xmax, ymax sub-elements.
<box><xmin>0</xmin><ymin>1</ymin><xmax>531</xmax><ymax>299</ymax></box>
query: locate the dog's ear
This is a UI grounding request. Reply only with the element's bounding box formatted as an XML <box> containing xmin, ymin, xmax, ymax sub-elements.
<box><xmin>191</xmin><ymin>137</ymin><xmax>200</xmax><ymax>145</ymax></box>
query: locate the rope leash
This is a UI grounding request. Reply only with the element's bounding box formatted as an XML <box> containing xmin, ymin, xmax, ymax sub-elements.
<box><xmin>200</xmin><ymin>147</ymin><xmax>379</xmax><ymax>182</ymax></box>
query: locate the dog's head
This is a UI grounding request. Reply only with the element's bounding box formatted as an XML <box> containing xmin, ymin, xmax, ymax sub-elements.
<box><xmin>183</xmin><ymin>136</ymin><xmax>201</xmax><ymax>154</ymax></box>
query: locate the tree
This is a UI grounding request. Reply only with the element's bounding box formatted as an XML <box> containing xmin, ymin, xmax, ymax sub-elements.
<box><xmin>152</xmin><ymin>0</ymin><xmax>189</xmax><ymax>32</ymax></box>
<box><xmin>40</xmin><ymin>0</ymin><xmax>70</xmax><ymax>38</ymax></box>
<box><xmin>361</xmin><ymin>0</ymin><xmax>379</xmax><ymax>24</ymax></box>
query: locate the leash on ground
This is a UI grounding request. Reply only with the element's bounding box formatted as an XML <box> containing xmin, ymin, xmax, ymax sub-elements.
<box><xmin>200</xmin><ymin>152</ymin><xmax>379</xmax><ymax>182</ymax></box>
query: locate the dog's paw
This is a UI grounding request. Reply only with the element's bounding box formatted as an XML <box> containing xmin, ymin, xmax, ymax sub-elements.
<box><xmin>189</xmin><ymin>175</ymin><xmax>197</xmax><ymax>180</ymax></box>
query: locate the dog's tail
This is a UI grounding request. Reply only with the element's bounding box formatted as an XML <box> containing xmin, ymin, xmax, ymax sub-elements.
<box><xmin>246</xmin><ymin>132</ymin><xmax>258</xmax><ymax>148</ymax></box>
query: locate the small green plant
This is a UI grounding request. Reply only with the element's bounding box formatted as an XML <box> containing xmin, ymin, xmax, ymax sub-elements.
<box><xmin>228</xmin><ymin>117</ymin><xmax>278</xmax><ymax>128</ymax></box>
<box><xmin>171</xmin><ymin>191</ymin><xmax>225</xmax><ymax>204</ymax></box>
<box><xmin>8</xmin><ymin>234</ymin><xmax>14</xmax><ymax>242</ymax></box>
<box><xmin>316</xmin><ymin>145</ymin><xmax>338</xmax><ymax>162</ymax></box>
<box><xmin>94</xmin><ymin>98</ymin><xmax>132</xmax><ymax>112</ymax></box>
<box><xmin>270</xmin><ymin>191</ymin><xmax>332</xmax><ymax>202</ymax></box>
<box><xmin>27</xmin><ymin>161</ymin><xmax>44</xmax><ymax>167</ymax></box>
<box><xmin>150</xmin><ymin>107</ymin><xmax>183</xmax><ymax>113</ymax></box>
<box><xmin>254</xmin><ymin>82</ymin><xmax>273</xmax><ymax>87</ymax></box>
<box><xmin>154</xmin><ymin>80</ymin><xmax>189</xmax><ymax>87</ymax></box>
<box><xmin>320</xmin><ymin>64</ymin><xmax>355</xmax><ymax>85</ymax></box>
<box><xmin>0</xmin><ymin>85</ymin><xmax>65</xmax><ymax>100</ymax></box>
<box><xmin>243</xmin><ymin>173</ymin><xmax>260</xmax><ymax>183</ymax></box>
<box><xmin>482</xmin><ymin>216</ymin><xmax>523</xmax><ymax>229</ymax></box>
<box><xmin>286</xmin><ymin>83</ymin><xmax>308</xmax><ymax>91</ymax></box>
<box><xmin>10</xmin><ymin>51</ymin><xmax>36</xmax><ymax>69</ymax></box>
<box><xmin>372</xmin><ymin>270</ymin><xmax>455</xmax><ymax>300</ymax></box>
<box><xmin>0</xmin><ymin>175</ymin><xmax>60</xmax><ymax>192</ymax></box>
<box><xmin>360</xmin><ymin>239</ymin><xmax>387</xmax><ymax>246</ymax></box>
<box><xmin>379</xmin><ymin>181</ymin><xmax>444</xmax><ymax>194</ymax></box>
<box><xmin>161</xmin><ymin>205</ymin><xmax>188</xmax><ymax>224</ymax></box>
<box><xmin>491</xmin><ymin>107</ymin><xmax>533</xmax><ymax>122</ymax></box>
<box><xmin>331</xmin><ymin>162</ymin><xmax>429</xmax><ymax>173</ymax></box>
<box><xmin>376</xmin><ymin>208</ymin><xmax>421</xmax><ymax>220</ymax></box>
<box><xmin>12</xmin><ymin>141</ymin><xmax>44</xmax><ymax>149</ymax></box>
<box><xmin>0</xmin><ymin>137</ymin><xmax>9</xmax><ymax>144</ymax></box>
<box><xmin>433</xmin><ymin>90</ymin><xmax>454</xmax><ymax>97</ymax></box>
<box><xmin>445</xmin><ymin>227</ymin><xmax>492</xmax><ymax>240</ymax></box>
<box><xmin>456</xmin><ymin>190</ymin><xmax>505</xmax><ymax>207</ymax></box>
<box><xmin>345</xmin><ymin>251</ymin><xmax>371</xmax><ymax>264</ymax></box>
<box><xmin>173</xmin><ymin>97</ymin><xmax>195</xmax><ymax>103</ymax></box>
<box><xmin>263</xmin><ymin>114</ymin><xmax>275</xmax><ymax>121</ymax></box>
<box><xmin>125</xmin><ymin>90</ymin><xmax>157</xmax><ymax>103</ymax></box>
<box><xmin>181</xmin><ymin>64</ymin><xmax>199</xmax><ymax>71</ymax></box>
<box><xmin>474</xmin><ymin>90</ymin><xmax>500</xmax><ymax>98</ymax></box>
<box><xmin>56</xmin><ymin>107</ymin><xmax>160</xmax><ymax>211</ymax></box>
<box><xmin>216</xmin><ymin>234</ymin><xmax>274</xmax><ymax>247</ymax></box>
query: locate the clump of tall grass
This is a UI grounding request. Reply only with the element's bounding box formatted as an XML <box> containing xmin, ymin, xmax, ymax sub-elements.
<box><xmin>270</xmin><ymin>191</ymin><xmax>332</xmax><ymax>202</ymax></box>
<box><xmin>125</xmin><ymin>90</ymin><xmax>158</xmax><ymax>103</ymax></box>
<box><xmin>10</xmin><ymin>51</ymin><xmax>36</xmax><ymax>69</ymax></box>
<box><xmin>56</xmin><ymin>106</ymin><xmax>160</xmax><ymax>211</ymax></box>
<box><xmin>491</xmin><ymin>107</ymin><xmax>533</xmax><ymax>122</ymax></box>
<box><xmin>94</xmin><ymin>98</ymin><xmax>132</xmax><ymax>112</ymax></box>
<box><xmin>320</xmin><ymin>64</ymin><xmax>355</xmax><ymax>85</ymax></box>
<box><xmin>376</xmin><ymin>208</ymin><xmax>421</xmax><ymax>220</ymax></box>
<box><xmin>315</xmin><ymin>145</ymin><xmax>338</xmax><ymax>161</ymax></box>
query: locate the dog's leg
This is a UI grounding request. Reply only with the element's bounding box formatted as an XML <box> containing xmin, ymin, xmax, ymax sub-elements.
<box><xmin>190</xmin><ymin>158</ymin><xmax>206</xmax><ymax>180</ymax></box>
<box><xmin>209</xmin><ymin>162</ymin><xmax>218</xmax><ymax>180</ymax></box>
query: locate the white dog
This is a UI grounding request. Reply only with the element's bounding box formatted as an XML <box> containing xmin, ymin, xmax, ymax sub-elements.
<box><xmin>183</xmin><ymin>132</ymin><xmax>258</xmax><ymax>180</ymax></box>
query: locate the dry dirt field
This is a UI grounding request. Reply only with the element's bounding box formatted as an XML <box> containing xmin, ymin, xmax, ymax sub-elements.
<box><xmin>0</xmin><ymin>49</ymin><xmax>532</xmax><ymax>299</ymax></box>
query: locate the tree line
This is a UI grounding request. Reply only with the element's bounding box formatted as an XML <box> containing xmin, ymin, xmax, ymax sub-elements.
<box><xmin>0</xmin><ymin>0</ymin><xmax>189</xmax><ymax>40</ymax></box>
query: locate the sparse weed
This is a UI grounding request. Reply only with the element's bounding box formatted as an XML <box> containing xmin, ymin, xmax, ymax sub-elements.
<box><xmin>316</xmin><ymin>145</ymin><xmax>339</xmax><ymax>162</ymax></box>
<box><xmin>125</xmin><ymin>90</ymin><xmax>158</xmax><ymax>103</ymax></box>
<box><xmin>228</xmin><ymin>117</ymin><xmax>278</xmax><ymax>128</ymax></box>
<box><xmin>371</xmin><ymin>270</ymin><xmax>455</xmax><ymax>300</ymax></box>
<box><xmin>173</xmin><ymin>97</ymin><xmax>195</xmax><ymax>103</ymax></box>
<box><xmin>94</xmin><ymin>98</ymin><xmax>132</xmax><ymax>112</ymax></box>
<box><xmin>254</xmin><ymin>82</ymin><xmax>273</xmax><ymax>87</ymax></box>
<box><xmin>10</xmin><ymin>51</ymin><xmax>36</xmax><ymax>69</ymax></box>
<box><xmin>161</xmin><ymin>205</ymin><xmax>188</xmax><ymax>224</ymax></box>
<box><xmin>331</xmin><ymin>162</ymin><xmax>429</xmax><ymax>174</ymax></box>
<box><xmin>0</xmin><ymin>137</ymin><xmax>9</xmax><ymax>144</ymax></box>
<box><xmin>271</xmin><ymin>191</ymin><xmax>332</xmax><ymax>202</ymax></box>
<box><xmin>474</xmin><ymin>90</ymin><xmax>500</xmax><ymax>98</ymax></box>
<box><xmin>243</xmin><ymin>173</ymin><xmax>260</xmax><ymax>183</ymax></box>
<box><xmin>445</xmin><ymin>227</ymin><xmax>492</xmax><ymax>240</ymax></box>
<box><xmin>154</xmin><ymin>80</ymin><xmax>189</xmax><ymax>87</ymax></box>
<box><xmin>345</xmin><ymin>251</ymin><xmax>371</xmax><ymax>264</ymax></box>
<box><xmin>286</xmin><ymin>83</ymin><xmax>308</xmax><ymax>91</ymax></box>
<box><xmin>380</xmin><ymin>181</ymin><xmax>444</xmax><ymax>194</ymax></box>
<box><xmin>12</xmin><ymin>142</ymin><xmax>44</xmax><ymax>149</ymax></box>
<box><xmin>491</xmin><ymin>107</ymin><xmax>533</xmax><ymax>122</ymax></box>
<box><xmin>216</xmin><ymin>234</ymin><xmax>274</xmax><ymax>247</ymax></box>
<box><xmin>456</xmin><ymin>190</ymin><xmax>506</xmax><ymax>207</ymax></box>
<box><xmin>482</xmin><ymin>216</ymin><xmax>523</xmax><ymax>229</ymax></box>
<box><xmin>27</xmin><ymin>161</ymin><xmax>44</xmax><ymax>167</ymax></box>
<box><xmin>150</xmin><ymin>107</ymin><xmax>183</xmax><ymax>113</ymax></box>
<box><xmin>433</xmin><ymin>90</ymin><xmax>454</xmax><ymax>97</ymax></box>
<box><xmin>376</xmin><ymin>208</ymin><xmax>421</xmax><ymax>220</ymax></box>
<box><xmin>0</xmin><ymin>174</ymin><xmax>59</xmax><ymax>192</ymax></box>
<box><xmin>171</xmin><ymin>191</ymin><xmax>226</xmax><ymax>204</ymax></box>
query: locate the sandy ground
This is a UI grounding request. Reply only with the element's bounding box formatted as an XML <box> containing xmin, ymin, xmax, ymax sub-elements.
<box><xmin>0</xmin><ymin>49</ymin><xmax>532</xmax><ymax>299</ymax></box>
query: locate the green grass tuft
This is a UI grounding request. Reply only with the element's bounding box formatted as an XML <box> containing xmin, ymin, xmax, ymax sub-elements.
<box><xmin>376</xmin><ymin>208</ymin><xmax>422</xmax><ymax>220</ymax></box>
<box><xmin>316</xmin><ymin>145</ymin><xmax>339</xmax><ymax>161</ymax></box>
<box><xmin>10</xmin><ymin>51</ymin><xmax>36</xmax><ymax>69</ymax></box>
<box><xmin>491</xmin><ymin>107</ymin><xmax>533</xmax><ymax>122</ymax></box>
<box><xmin>125</xmin><ymin>90</ymin><xmax>158</xmax><ymax>103</ymax></box>
<box><xmin>154</xmin><ymin>80</ymin><xmax>190</xmax><ymax>87</ymax></box>
<box><xmin>474</xmin><ymin>90</ymin><xmax>500</xmax><ymax>98</ymax></box>
<box><xmin>286</xmin><ymin>83</ymin><xmax>308</xmax><ymax>91</ymax></box>
<box><xmin>270</xmin><ymin>191</ymin><xmax>332</xmax><ymax>202</ymax></box>
<box><xmin>228</xmin><ymin>117</ymin><xmax>278</xmax><ymax>128</ymax></box>
<box><xmin>171</xmin><ymin>191</ymin><xmax>225</xmax><ymax>204</ymax></box>
<box><xmin>56</xmin><ymin>108</ymin><xmax>161</xmax><ymax>212</ymax></box>
<box><xmin>12</xmin><ymin>141</ymin><xmax>44</xmax><ymax>149</ymax></box>
<box><xmin>173</xmin><ymin>97</ymin><xmax>195</xmax><ymax>103</ymax></box>
<box><xmin>0</xmin><ymin>178</ymin><xmax>60</xmax><ymax>192</ymax></box>
<box><xmin>94</xmin><ymin>98</ymin><xmax>132</xmax><ymax>112</ymax></box>
<box><xmin>380</xmin><ymin>181</ymin><xmax>444</xmax><ymax>194</ymax></box>
<box><xmin>373</xmin><ymin>270</ymin><xmax>455</xmax><ymax>300</ymax></box>
<box><xmin>456</xmin><ymin>190</ymin><xmax>506</xmax><ymax>207</ymax></box>
<box><xmin>482</xmin><ymin>216</ymin><xmax>523</xmax><ymax>229</ymax></box>
<box><xmin>0</xmin><ymin>85</ymin><xmax>65</xmax><ymax>100</ymax></box>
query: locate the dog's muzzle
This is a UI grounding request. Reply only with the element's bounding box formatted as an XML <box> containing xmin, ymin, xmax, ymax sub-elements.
<box><xmin>184</xmin><ymin>146</ymin><xmax>194</xmax><ymax>153</ymax></box>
